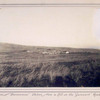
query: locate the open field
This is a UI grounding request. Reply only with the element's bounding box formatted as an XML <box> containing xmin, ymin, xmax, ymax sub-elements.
<box><xmin>0</xmin><ymin>43</ymin><xmax>100</xmax><ymax>87</ymax></box>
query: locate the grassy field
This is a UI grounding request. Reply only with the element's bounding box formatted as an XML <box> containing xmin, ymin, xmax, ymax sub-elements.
<box><xmin>0</xmin><ymin>43</ymin><xmax>100</xmax><ymax>87</ymax></box>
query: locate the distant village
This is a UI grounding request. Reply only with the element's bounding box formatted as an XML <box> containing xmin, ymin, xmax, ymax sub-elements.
<box><xmin>17</xmin><ymin>48</ymin><xmax>97</xmax><ymax>56</ymax></box>
<box><xmin>41</xmin><ymin>51</ymin><xmax>69</xmax><ymax>55</ymax></box>
<box><xmin>26</xmin><ymin>49</ymin><xmax>70</xmax><ymax>55</ymax></box>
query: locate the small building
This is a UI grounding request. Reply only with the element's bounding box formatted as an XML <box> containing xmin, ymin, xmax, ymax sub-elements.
<box><xmin>66</xmin><ymin>51</ymin><xmax>69</xmax><ymax>54</ymax></box>
<box><xmin>60</xmin><ymin>51</ymin><xmax>70</xmax><ymax>54</ymax></box>
<box><xmin>27</xmin><ymin>50</ymin><xmax>31</xmax><ymax>53</ymax></box>
<box><xmin>42</xmin><ymin>51</ymin><xmax>48</xmax><ymax>54</ymax></box>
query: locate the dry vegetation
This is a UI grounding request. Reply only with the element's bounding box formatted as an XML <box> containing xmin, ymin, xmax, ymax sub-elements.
<box><xmin>0</xmin><ymin>43</ymin><xmax>100</xmax><ymax>87</ymax></box>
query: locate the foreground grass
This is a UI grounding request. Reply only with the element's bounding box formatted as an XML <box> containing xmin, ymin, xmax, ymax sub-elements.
<box><xmin>0</xmin><ymin>59</ymin><xmax>100</xmax><ymax>87</ymax></box>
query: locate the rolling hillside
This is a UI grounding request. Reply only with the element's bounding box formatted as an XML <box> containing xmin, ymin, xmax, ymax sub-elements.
<box><xmin>0</xmin><ymin>43</ymin><xmax>100</xmax><ymax>87</ymax></box>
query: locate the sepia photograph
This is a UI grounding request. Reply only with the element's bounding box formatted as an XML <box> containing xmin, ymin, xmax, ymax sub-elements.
<box><xmin>0</xmin><ymin>1</ymin><xmax>100</xmax><ymax>88</ymax></box>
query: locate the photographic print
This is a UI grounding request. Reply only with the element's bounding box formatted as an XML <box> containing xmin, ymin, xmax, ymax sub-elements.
<box><xmin>0</xmin><ymin>0</ymin><xmax>100</xmax><ymax>87</ymax></box>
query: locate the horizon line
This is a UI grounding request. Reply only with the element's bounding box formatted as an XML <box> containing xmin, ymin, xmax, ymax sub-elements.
<box><xmin>0</xmin><ymin>42</ymin><xmax>100</xmax><ymax>50</ymax></box>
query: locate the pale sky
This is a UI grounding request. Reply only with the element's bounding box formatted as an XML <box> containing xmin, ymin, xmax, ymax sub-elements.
<box><xmin>0</xmin><ymin>7</ymin><xmax>100</xmax><ymax>48</ymax></box>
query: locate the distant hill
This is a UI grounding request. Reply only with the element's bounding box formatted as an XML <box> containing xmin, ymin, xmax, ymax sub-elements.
<box><xmin>0</xmin><ymin>42</ymin><xmax>99</xmax><ymax>53</ymax></box>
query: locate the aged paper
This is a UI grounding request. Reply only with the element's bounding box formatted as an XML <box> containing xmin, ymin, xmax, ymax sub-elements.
<box><xmin>0</xmin><ymin>0</ymin><xmax>100</xmax><ymax>100</ymax></box>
